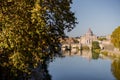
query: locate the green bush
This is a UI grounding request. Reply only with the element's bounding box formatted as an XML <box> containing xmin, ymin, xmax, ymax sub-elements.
<box><xmin>92</xmin><ymin>41</ymin><xmax>100</xmax><ymax>49</ymax></box>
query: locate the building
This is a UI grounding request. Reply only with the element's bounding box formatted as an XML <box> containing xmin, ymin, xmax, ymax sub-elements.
<box><xmin>80</xmin><ymin>28</ymin><xmax>97</xmax><ymax>45</ymax></box>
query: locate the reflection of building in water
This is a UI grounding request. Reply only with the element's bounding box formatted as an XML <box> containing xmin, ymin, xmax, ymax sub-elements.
<box><xmin>80</xmin><ymin>28</ymin><xmax>97</xmax><ymax>45</ymax></box>
<box><xmin>80</xmin><ymin>50</ymin><xmax>92</xmax><ymax>61</ymax></box>
<box><xmin>62</xmin><ymin>50</ymin><xmax>92</xmax><ymax>61</ymax></box>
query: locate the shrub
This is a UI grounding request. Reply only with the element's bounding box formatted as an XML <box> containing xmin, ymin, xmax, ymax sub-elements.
<box><xmin>92</xmin><ymin>41</ymin><xmax>100</xmax><ymax>49</ymax></box>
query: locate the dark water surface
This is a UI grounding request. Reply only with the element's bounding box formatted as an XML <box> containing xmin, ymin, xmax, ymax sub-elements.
<box><xmin>48</xmin><ymin>50</ymin><xmax>116</xmax><ymax>80</ymax></box>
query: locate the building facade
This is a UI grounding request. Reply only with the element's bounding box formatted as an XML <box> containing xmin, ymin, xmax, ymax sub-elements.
<box><xmin>80</xmin><ymin>28</ymin><xmax>97</xmax><ymax>45</ymax></box>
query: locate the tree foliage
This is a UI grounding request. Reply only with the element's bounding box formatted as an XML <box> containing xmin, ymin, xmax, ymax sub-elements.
<box><xmin>0</xmin><ymin>0</ymin><xmax>77</xmax><ymax>78</ymax></box>
<box><xmin>111</xmin><ymin>26</ymin><xmax>120</xmax><ymax>50</ymax></box>
<box><xmin>92</xmin><ymin>41</ymin><xmax>100</xmax><ymax>53</ymax></box>
<box><xmin>92</xmin><ymin>41</ymin><xmax>100</xmax><ymax>50</ymax></box>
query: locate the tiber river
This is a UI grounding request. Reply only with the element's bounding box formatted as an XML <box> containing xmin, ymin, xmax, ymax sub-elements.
<box><xmin>48</xmin><ymin>50</ymin><xmax>120</xmax><ymax>80</ymax></box>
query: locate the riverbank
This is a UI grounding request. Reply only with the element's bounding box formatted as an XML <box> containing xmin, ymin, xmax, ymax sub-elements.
<box><xmin>100</xmin><ymin>50</ymin><xmax>120</xmax><ymax>59</ymax></box>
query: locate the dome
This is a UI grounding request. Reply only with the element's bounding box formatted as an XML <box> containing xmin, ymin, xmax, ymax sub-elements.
<box><xmin>86</xmin><ymin>28</ymin><xmax>93</xmax><ymax>36</ymax></box>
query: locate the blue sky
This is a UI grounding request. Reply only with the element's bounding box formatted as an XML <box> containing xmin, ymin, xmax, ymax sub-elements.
<box><xmin>66</xmin><ymin>0</ymin><xmax>120</xmax><ymax>37</ymax></box>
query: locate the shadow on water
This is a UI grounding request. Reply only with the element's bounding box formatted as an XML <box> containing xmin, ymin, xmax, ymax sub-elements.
<box><xmin>0</xmin><ymin>61</ymin><xmax>52</xmax><ymax>80</ymax></box>
<box><xmin>0</xmin><ymin>48</ymin><xmax>63</xmax><ymax>80</ymax></box>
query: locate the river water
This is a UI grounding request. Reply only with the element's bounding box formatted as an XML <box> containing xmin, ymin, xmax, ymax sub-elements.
<box><xmin>48</xmin><ymin>50</ymin><xmax>117</xmax><ymax>80</ymax></box>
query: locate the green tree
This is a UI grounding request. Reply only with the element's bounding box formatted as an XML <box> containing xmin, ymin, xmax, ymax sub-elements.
<box><xmin>111</xmin><ymin>26</ymin><xmax>120</xmax><ymax>50</ymax></box>
<box><xmin>92</xmin><ymin>41</ymin><xmax>100</xmax><ymax>53</ymax></box>
<box><xmin>92</xmin><ymin>41</ymin><xmax>100</xmax><ymax>49</ymax></box>
<box><xmin>0</xmin><ymin>0</ymin><xmax>77</xmax><ymax>79</ymax></box>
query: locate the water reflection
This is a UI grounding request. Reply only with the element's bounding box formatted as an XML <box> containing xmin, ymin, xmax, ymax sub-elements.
<box><xmin>92</xmin><ymin>51</ymin><xmax>100</xmax><ymax>59</ymax></box>
<box><xmin>111</xmin><ymin>58</ymin><xmax>120</xmax><ymax>80</ymax></box>
<box><xmin>1</xmin><ymin>49</ymin><xmax>120</xmax><ymax>80</ymax></box>
<box><xmin>48</xmin><ymin>50</ymin><xmax>116</xmax><ymax>80</ymax></box>
<box><xmin>62</xmin><ymin>50</ymin><xmax>100</xmax><ymax>60</ymax></box>
<box><xmin>23</xmin><ymin>50</ymin><xmax>120</xmax><ymax>80</ymax></box>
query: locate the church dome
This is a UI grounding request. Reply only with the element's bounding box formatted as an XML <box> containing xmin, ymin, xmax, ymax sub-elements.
<box><xmin>86</xmin><ymin>28</ymin><xmax>93</xmax><ymax>36</ymax></box>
